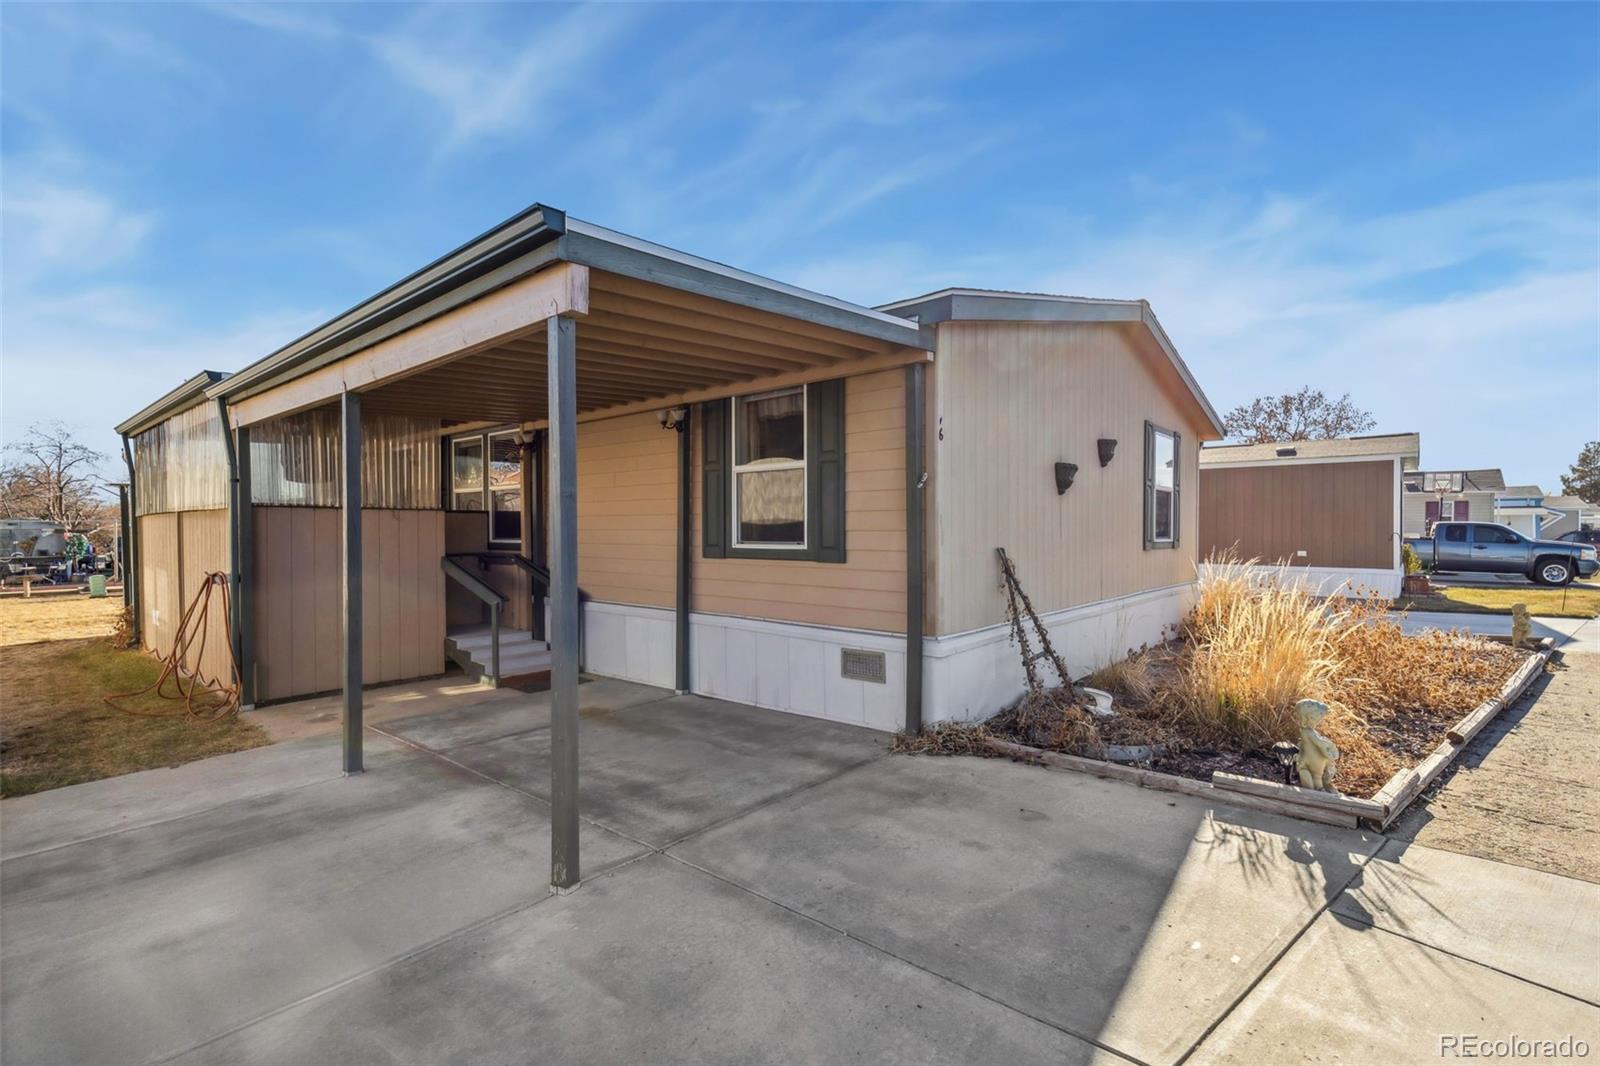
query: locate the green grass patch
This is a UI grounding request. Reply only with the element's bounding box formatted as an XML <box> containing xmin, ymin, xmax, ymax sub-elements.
<box><xmin>1</xmin><ymin>637</ymin><xmax>269</xmax><ymax>799</ymax></box>
<box><xmin>1395</xmin><ymin>583</ymin><xmax>1600</xmax><ymax>619</ymax></box>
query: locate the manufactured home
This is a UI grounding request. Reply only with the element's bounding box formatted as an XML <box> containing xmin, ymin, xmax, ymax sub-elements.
<box><xmin>1198</xmin><ymin>433</ymin><xmax>1419</xmax><ymax>598</ymax></box>
<box><xmin>115</xmin><ymin>204</ymin><xmax>1223</xmax><ymax>884</ymax></box>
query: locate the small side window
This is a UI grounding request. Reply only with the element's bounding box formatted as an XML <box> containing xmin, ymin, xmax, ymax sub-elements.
<box><xmin>451</xmin><ymin>438</ymin><xmax>484</xmax><ymax>511</ymax></box>
<box><xmin>487</xmin><ymin>432</ymin><xmax>522</xmax><ymax>544</ymax></box>
<box><xmin>1144</xmin><ymin>422</ymin><xmax>1180</xmax><ymax>549</ymax></box>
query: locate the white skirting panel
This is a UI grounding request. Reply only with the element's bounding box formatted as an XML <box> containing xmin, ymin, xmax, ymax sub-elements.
<box><xmin>582</xmin><ymin>584</ymin><xmax>1202</xmax><ymax>733</ymax></box>
<box><xmin>923</xmin><ymin>582</ymin><xmax>1194</xmax><ymax>726</ymax></box>
<box><xmin>1228</xmin><ymin>564</ymin><xmax>1402</xmax><ymax>600</ymax></box>
<box><xmin>580</xmin><ymin>600</ymin><xmax>676</xmax><ymax>689</ymax></box>
<box><xmin>577</xmin><ymin>601</ymin><xmax>907</xmax><ymax>733</ymax></box>
<box><xmin>690</xmin><ymin>613</ymin><xmax>906</xmax><ymax>733</ymax></box>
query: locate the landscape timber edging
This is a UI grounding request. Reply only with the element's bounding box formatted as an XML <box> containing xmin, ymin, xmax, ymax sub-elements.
<box><xmin>979</xmin><ymin>737</ymin><xmax>1363</xmax><ymax>829</ymax></box>
<box><xmin>979</xmin><ymin>636</ymin><xmax>1553</xmax><ymax>832</ymax></box>
<box><xmin>1367</xmin><ymin>637</ymin><xmax>1553</xmax><ymax>828</ymax></box>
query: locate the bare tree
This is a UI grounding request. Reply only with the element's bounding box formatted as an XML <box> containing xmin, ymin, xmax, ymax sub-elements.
<box><xmin>1222</xmin><ymin>387</ymin><xmax>1377</xmax><ymax>444</ymax></box>
<box><xmin>0</xmin><ymin>421</ymin><xmax>114</xmax><ymax>535</ymax></box>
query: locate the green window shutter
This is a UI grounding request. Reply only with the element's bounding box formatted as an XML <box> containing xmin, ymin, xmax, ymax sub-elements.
<box><xmin>1142</xmin><ymin>421</ymin><xmax>1155</xmax><ymax>551</ymax></box>
<box><xmin>1172</xmin><ymin>430</ymin><xmax>1182</xmax><ymax>546</ymax></box>
<box><xmin>807</xmin><ymin>379</ymin><xmax>847</xmax><ymax>563</ymax></box>
<box><xmin>701</xmin><ymin>398</ymin><xmax>729</xmax><ymax>559</ymax></box>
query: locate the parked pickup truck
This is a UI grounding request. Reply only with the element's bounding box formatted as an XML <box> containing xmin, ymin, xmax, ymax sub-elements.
<box><xmin>1406</xmin><ymin>521</ymin><xmax>1599</xmax><ymax>585</ymax></box>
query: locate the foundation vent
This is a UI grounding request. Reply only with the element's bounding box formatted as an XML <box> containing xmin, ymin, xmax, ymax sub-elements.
<box><xmin>840</xmin><ymin>648</ymin><xmax>887</xmax><ymax>684</ymax></box>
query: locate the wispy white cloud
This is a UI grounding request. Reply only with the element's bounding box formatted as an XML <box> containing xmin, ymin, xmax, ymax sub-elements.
<box><xmin>2</xmin><ymin>177</ymin><xmax>158</xmax><ymax>276</ymax></box>
<box><xmin>198</xmin><ymin>1</ymin><xmax>343</xmax><ymax>40</ymax></box>
<box><xmin>367</xmin><ymin>4</ymin><xmax>639</xmax><ymax>157</ymax></box>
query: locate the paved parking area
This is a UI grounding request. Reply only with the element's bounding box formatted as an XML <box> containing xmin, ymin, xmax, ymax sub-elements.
<box><xmin>3</xmin><ymin>680</ymin><xmax>1596</xmax><ymax>1065</ymax></box>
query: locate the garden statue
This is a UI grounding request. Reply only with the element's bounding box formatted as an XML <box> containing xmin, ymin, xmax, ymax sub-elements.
<box><xmin>1294</xmin><ymin>698</ymin><xmax>1340</xmax><ymax>792</ymax></box>
<box><xmin>1511</xmin><ymin>603</ymin><xmax>1530</xmax><ymax>649</ymax></box>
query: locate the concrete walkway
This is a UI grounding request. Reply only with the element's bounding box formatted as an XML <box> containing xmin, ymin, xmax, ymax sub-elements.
<box><xmin>1390</xmin><ymin>651</ymin><xmax>1600</xmax><ymax>883</ymax></box>
<box><xmin>3</xmin><ymin>682</ymin><xmax>1597</xmax><ymax>1065</ymax></box>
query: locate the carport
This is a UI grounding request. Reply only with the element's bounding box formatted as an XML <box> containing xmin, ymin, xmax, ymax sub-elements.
<box><xmin>202</xmin><ymin>205</ymin><xmax>933</xmax><ymax>888</ymax></box>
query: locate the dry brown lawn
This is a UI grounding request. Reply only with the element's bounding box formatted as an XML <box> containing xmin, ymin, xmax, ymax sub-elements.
<box><xmin>1</xmin><ymin>597</ymin><xmax>268</xmax><ymax>798</ymax></box>
<box><xmin>0</xmin><ymin>594</ymin><xmax>124</xmax><ymax>646</ymax></box>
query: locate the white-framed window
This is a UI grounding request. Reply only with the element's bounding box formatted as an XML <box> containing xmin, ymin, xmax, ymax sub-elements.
<box><xmin>487</xmin><ymin>431</ymin><xmax>522</xmax><ymax>544</ymax></box>
<box><xmin>1146</xmin><ymin>423</ymin><xmax>1178</xmax><ymax>548</ymax></box>
<box><xmin>451</xmin><ymin>437</ymin><xmax>485</xmax><ymax>512</ymax></box>
<box><xmin>732</xmin><ymin>386</ymin><xmax>807</xmax><ymax>548</ymax></box>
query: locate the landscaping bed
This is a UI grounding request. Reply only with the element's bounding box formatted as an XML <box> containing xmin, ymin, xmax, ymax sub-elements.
<box><xmin>898</xmin><ymin>558</ymin><xmax>1547</xmax><ymax>827</ymax></box>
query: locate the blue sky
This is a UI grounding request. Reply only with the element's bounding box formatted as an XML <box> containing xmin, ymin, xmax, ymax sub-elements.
<box><xmin>3</xmin><ymin>2</ymin><xmax>1597</xmax><ymax>491</ymax></box>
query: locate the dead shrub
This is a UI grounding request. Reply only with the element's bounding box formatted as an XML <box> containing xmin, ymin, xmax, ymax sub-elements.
<box><xmin>988</xmin><ymin>687</ymin><xmax>1103</xmax><ymax>756</ymax></box>
<box><xmin>1082</xmin><ymin>650</ymin><xmax>1156</xmax><ymax>704</ymax></box>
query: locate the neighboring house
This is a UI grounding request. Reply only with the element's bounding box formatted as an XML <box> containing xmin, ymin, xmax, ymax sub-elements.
<box><xmin>1543</xmin><ymin>495</ymin><xmax>1600</xmax><ymax>540</ymax></box>
<box><xmin>1492</xmin><ymin>485</ymin><xmax>1560</xmax><ymax>539</ymax></box>
<box><xmin>1198</xmin><ymin>433</ymin><xmax>1420</xmax><ymax>598</ymax></box>
<box><xmin>114</xmin><ymin>206</ymin><xmax>1225</xmax><ymax>752</ymax></box>
<box><xmin>1401</xmin><ymin>468</ymin><xmax>1505</xmax><ymax>536</ymax></box>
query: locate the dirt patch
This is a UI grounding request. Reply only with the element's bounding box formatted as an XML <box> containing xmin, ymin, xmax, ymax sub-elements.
<box><xmin>0</xmin><ymin>637</ymin><xmax>268</xmax><ymax>798</ymax></box>
<box><xmin>0</xmin><ymin>595</ymin><xmax>123</xmax><ymax>646</ymax></box>
<box><xmin>1388</xmin><ymin>653</ymin><xmax>1599</xmax><ymax>883</ymax></box>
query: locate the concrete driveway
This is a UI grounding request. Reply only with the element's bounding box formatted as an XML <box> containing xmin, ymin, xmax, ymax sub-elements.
<box><xmin>3</xmin><ymin>680</ymin><xmax>1596</xmax><ymax>1065</ymax></box>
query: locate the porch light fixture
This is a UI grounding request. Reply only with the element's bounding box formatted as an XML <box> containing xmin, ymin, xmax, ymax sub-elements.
<box><xmin>1054</xmin><ymin>461</ymin><xmax>1078</xmax><ymax>495</ymax></box>
<box><xmin>1097</xmin><ymin>438</ymin><xmax>1117</xmax><ymax>467</ymax></box>
<box><xmin>657</xmin><ymin>407</ymin><xmax>689</xmax><ymax>431</ymax></box>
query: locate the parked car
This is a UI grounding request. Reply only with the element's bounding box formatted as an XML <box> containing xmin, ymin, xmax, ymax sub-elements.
<box><xmin>1405</xmin><ymin>521</ymin><xmax>1599</xmax><ymax>585</ymax></box>
<box><xmin>1556</xmin><ymin>528</ymin><xmax>1600</xmax><ymax>547</ymax></box>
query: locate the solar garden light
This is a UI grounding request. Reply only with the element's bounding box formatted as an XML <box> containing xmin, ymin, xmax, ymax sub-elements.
<box><xmin>1271</xmin><ymin>741</ymin><xmax>1300</xmax><ymax>785</ymax></box>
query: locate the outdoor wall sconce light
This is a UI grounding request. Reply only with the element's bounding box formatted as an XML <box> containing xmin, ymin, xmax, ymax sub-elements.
<box><xmin>1098</xmin><ymin>438</ymin><xmax>1118</xmax><ymax>467</ymax></box>
<box><xmin>657</xmin><ymin>407</ymin><xmax>689</xmax><ymax>431</ymax></box>
<box><xmin>1054</xmin><ymin>462</ymin><xmax>1078</xmax><ymax>495</ymax></box>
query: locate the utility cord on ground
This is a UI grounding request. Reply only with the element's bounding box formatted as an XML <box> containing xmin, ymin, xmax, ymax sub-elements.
<box><xmin>105</xmin><ymin>570</ymin><xmax>241</xmax><ymax>721</ymax></box>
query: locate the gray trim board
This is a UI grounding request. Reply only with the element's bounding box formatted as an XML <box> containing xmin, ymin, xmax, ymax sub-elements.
<box><xmin>217</xmin><ymin>397</ymin><xmax>243</xmax><ymax>696</ymax></box>
<box><xmin>563</xmin><ymin>222</ymin><xmax>928</xmax><ymax>350</ymax></box>
<box><xmin>120</xmin><ymin>434</ymin><xmax>141</xmax><ymax>645</ymax></box>
<box><xmin>115</xmin><ymin>370</ymin><xmax>229</xmax><ymax>437</ymax></box>
<box><xmin>340</xmin><ymin>390</ymin><xmax>363</xmax><ymax>774</ymax></box>
<box><xmin>675</xmin><ymin>410</ymin><xmax>692</xmax><ymax>694</ymax></box>
<box><xmin>547</xmin><ymin>314</ymin><xmax>581</xmax><ymax>890</ymax></box>
<box><xmin>236</xmin><ymin>423</ymin><xmax>255</xmax><ymax>707</ymax></box>
<box><xmin>904</xmin><ymin>362</ymin><xmax>926</xmax><ymax>734</ymax></box>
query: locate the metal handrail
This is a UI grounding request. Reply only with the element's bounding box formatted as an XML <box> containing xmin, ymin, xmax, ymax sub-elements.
<box><xmin>447</xmin><ymin>550</ymin><xmax>590</xmax><ymax>645</ymax></box>
<box><xmin>441</xmin><ymin>556</ymin><xmax>506</xmax><ymax>683</ymax></box>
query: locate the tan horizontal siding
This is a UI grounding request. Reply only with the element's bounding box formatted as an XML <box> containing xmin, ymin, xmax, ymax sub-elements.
<box><xmin>692</xmin><ymin>369</ymin><xmax>907</xmax><ymax>633</ymax></box>
<box><xmin>576</xmin><ymin>412</ymin><xmax>678</xmax><ymax>609</ymax></box>
<box><xmin>1200</xmin><ymin>460</ymin><xmax>1396</xmax><ymax>570</ymax></box>
<box><xmin>931</xmin><ymin>321</ymin><xmax>1206</xmax><ymax>636</ymax></box>
<box><xmin>253</xmin><ymin>507</ymin><xmax>444</xmax><ymax>702</ymax></box>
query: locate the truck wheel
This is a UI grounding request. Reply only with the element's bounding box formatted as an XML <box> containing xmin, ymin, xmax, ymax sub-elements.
<box><xmin>1533</xmin><ymin>558</ymin><xmax>1573</xmax><ymax>586</ymax></box>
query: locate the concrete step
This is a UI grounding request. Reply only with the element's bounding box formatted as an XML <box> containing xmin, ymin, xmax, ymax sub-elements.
<box><xmin>448</xmin><ymin>629</ymin><xmax>544</xmax><ymax>656</ymax></box>
<box><xmin>444</xmin><ymin>626</ymin><xmax>552</xmax><ymax>687</ymax></box>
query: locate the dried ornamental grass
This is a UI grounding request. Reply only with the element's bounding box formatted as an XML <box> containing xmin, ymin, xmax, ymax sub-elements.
<box><xmin>1164</xmin><ymin>555</ymin><xmax>1344</xmax><ymax>746</ymax></box>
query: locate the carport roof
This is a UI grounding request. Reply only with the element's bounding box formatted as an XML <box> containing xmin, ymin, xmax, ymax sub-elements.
<box><xmin>204</xmin><ymin>203</ymin><xmax>930</xmax><ymax>412</ymax></box>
